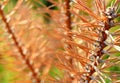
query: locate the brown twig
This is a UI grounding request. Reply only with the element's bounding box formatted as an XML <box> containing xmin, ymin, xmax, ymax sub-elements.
<box><xmin>0</xmin><ymin>6</ymin><xmax>40</xmax><ymax>83</ymax></box>
<box><xmin>86</xmin><ymin>22</ymin><xmax>108</xmax><ymax>82</ymax></box>
<box><xmin>86</xmin><ymin>4</ymin><xmax>118</xmax><ymax>82</ymax></box>
<box><xmin>65</xmin><ymin>0</ymin><xmax>71</xmax><ymax>30</ymax></box>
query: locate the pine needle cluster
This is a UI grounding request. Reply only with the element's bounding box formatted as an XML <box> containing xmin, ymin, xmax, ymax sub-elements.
<box><xmin>0</xmin><ymin>0</ymin><xmax>120</xmax><ymax>83</ymax></box>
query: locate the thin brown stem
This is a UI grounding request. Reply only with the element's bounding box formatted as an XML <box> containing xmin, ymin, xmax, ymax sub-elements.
<box><xmin>0</xmin><ymin>6</ymin><xmax>40</xmax><ymax>83</ymax></box>
<box><xmin>65</xmin><ymin>0</ymin><xmax>71</xmax><ymax>30</ymax></box>
<box><xmin>87</xmin><ymin>16</ymin><xmax>111</xmax><ymax>83</ymax></box>
<box><xmin>64</xmin><ymin>1</ymin><xmax>77</xmax><ymax>81</ymax></box>
<box><xmin>86</xmin><ymin>30</ymin><xmax>107</xmax><ymax>82</ymax></box>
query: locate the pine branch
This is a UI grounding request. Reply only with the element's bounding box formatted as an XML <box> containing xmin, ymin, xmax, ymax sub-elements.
<box><xmin>0</xmin><ymin>5</ymin><xmax>40</xmax><ymax>83</ymax></box>
<box><xmin>86</xmin><ymin>0</ymin><xmax>120</xmax><ymax>82</ymax></box>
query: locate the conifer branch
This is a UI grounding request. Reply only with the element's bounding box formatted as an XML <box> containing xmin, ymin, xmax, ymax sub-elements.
<box><xmin>86</xmin><ymin>1</ymin><xmax>120</xmax><ymax>82</ymax></box>
<box><xmin>0</xmin><ymin>5</ymin><xmax>40</xmax><ymax>83</ymax></box>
